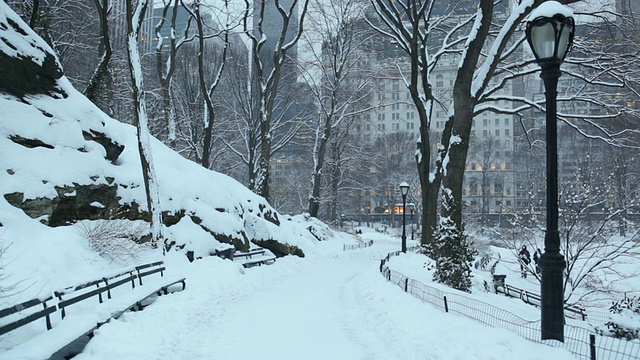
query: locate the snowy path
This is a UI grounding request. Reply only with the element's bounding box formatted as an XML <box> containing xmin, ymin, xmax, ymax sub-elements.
<box><xmin>74</xmin><ymin>241</ymin><xmax>576</xmax><ymax>360</ymax></box>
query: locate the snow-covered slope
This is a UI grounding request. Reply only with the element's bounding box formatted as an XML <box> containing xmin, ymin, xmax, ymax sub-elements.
<box><xmin>0</xmin><ymin>1</ymin><xmax>333</xmax><ymax>302</ymax></box>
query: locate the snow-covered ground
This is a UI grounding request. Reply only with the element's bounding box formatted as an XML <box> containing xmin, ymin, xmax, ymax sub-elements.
<box><xmin>56</xmin><ymin>228</ymin><xmax>577</xmax><ymax>360</ymax></box>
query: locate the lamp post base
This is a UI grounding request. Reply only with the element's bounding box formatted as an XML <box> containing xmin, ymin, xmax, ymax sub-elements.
<box><xmin>539</xmin><ymin>251</ymin><xmax>566</xmax><ymax>341</ymax></box>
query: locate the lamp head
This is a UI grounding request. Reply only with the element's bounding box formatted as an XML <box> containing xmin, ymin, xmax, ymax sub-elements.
<box><xmin>399</xmin><ymin>181</ymin><xmax>410</xmax><ymax>197</ymax></box>
<box><xmin>526</xmin><ymin>7</ymin><xmax>575</xmax><ymax>64</ymax></box>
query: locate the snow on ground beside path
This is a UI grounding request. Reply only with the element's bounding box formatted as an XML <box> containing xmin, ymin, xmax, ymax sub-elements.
<box><xmin>73</xmin><ymin>236</ymin><xmax>576</xmax><ymax>360</ymax></box>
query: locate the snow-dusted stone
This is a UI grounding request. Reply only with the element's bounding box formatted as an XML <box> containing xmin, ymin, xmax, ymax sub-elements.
<box><xmin>0</xmin><ymin>1</ymin><xmax>64</xmax><ymax>97</ymax></box>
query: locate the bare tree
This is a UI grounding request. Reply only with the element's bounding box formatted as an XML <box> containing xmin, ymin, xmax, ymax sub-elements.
<box><xmin>84</xmin><ymin>0</ymin><xmax>112</xmax><ymax>108</ymax></box>
<box><xmin>217</xmin><ymin>37</ymin><xmax>309</xmax><ymax>195</ymax></box>
<box><xmin>300</xmin><ymin>0</ymin><xmax>376</xmax><ymax>217</ymax></box>
<box><xmin>153</xmin><ymin>0</ymin><xmax>194</xmax><ymax>146</ymax></box>
<box><xmin>179</xmin><ymin>0</ymin><xmax>232</xmax><ymax>169</ymax></box>
<box><xmin>125</xmin><ymin>0</ymin><xmax>163</xmax><ymax>249</ymax></box>
<box><xmin>242</xmin><ymin>0</ymin><xmax>311</xmax><ymax>200</ymax></box>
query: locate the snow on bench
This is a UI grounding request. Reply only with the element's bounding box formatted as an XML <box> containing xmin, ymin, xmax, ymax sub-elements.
<box><xmin>232</xmin><ymin>248</ymin><xmax>276</xmax><ymax>268</ymax></box>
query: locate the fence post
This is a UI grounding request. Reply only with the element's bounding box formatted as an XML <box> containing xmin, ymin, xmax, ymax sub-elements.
<box><xmin>404</xmin><ymin>278</ymin><xmax>408</xmax><ymax>292</ymax></box>
<box><xmin>590</xmin><ymin>334</ymin><xmax>596</xmax><ymax>360</ymax></box>
<box><xmin>443</xmin><ymin>296</ymin><xmax>449</xmax><ymax>313</ymax></box>
<box><xmin>387</xmin><ymin>270</ymin><xmax>391</xmax><ymax>281</ymax></box>
<box><xmin>380</xmin><ymin>259</ymin><xmax>384</xmax><ymax>273</ymax></box>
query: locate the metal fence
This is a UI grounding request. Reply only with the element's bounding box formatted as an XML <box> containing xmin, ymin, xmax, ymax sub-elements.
<box><xmin>343</xmin><ymin>240</ymin><xmax>374</xmax><ymax>251</ymax></box>
<box><xmin>379</xmin><ymin>250</ymin><xmax>640</xmax><ymax>360</ymax></box>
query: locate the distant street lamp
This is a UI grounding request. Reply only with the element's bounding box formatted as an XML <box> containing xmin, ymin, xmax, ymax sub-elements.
<box><xmin>525</xmin><ymin>1</ymin><xmax>575</xmax><ymax>342</ymax></box>
<box><xmin>399</xmin><ymin>182</ymin><xmax>409</xmax><ymax>253</ymax></box>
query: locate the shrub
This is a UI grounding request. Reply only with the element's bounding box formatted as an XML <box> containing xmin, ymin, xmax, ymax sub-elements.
<box><xmin>75</xmin><ymin>219</ymin><xmax>149</xmax><ymax>262</ymax></box>
<box><xmin>602</xmin><ymin>295</ymin><xmax>640</xmax><ymax>340</ymax></box>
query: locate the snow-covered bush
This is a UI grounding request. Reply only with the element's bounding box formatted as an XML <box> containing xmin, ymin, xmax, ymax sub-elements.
<box><xmin>601</xmin><ymin>295</ymin><xmax>640</xmax><ymax>340</ymax></box>
<box><xmin>428</xmin><ymin>217</ymin><xmax>477</xmax><ymax>292</ymax></box>
<box><xmin>75</xmin><ymin>219</ymin><xmax>149</xmax><ymax>262</ymax></box>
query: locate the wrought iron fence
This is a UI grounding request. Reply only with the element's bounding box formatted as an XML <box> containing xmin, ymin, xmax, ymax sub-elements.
<box><xmin>379</xmin><ymin>250</ymin><xmax>640</xmax><ymax>360</ymax></box>
<box><xmin>343</xmin><ymin>240</ymin><xmax>374</xmax><ymax>251</ymax></box>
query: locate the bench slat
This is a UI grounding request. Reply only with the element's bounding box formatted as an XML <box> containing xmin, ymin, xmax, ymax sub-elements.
<box><xmin>0</xmin><ymin>298</ymin><xmax>44</xmax><ymax>319</ymax></box>
<box><xmin>0</xmin><ymin>305</ymin><xmax>56</xmax><ymax>336</ymax></box>
<box><xmin>106</xmin><ymin>274</ymin><xmax>137</xmax><ymax>291</ymax></box>
<box><xmin>58</xmin><ymin>285</ymin><xmax>108</xmax><ymax>310</ymax></box>
<box><xmin>135</xmin><ymin>261</ymin><xmax>164</xmax><ymax>271</ymax></box>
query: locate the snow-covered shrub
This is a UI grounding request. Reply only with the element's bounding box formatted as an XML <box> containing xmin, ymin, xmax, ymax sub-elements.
<box><xmin>602</xmin><ymin>295</ymin><xmax>640</xmax><ymax>340</ymax></box>
<box><xmin>75</xmin><ymin>219</ymin><xmax>149</xmax><ymax>262</ymax></box>
<box><xmin>429</xmin><ymin>217</ymin><xmax>477</xmax><ymax>293</ymax></box>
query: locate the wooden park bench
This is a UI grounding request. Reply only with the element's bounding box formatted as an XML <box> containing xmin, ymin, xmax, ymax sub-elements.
<box><xmin>233</xmin><ymin>247</ymin><xmax>276</xmax><ymax>268</ymax></box>
<box><xmin>0</xmin><ymin>261</ymin><xmax>185</xmax><ymax>360</ymax></box>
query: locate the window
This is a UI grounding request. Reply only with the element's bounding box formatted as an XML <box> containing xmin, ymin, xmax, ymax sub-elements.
<box><xmin>483</xmin><ymin>119</ymin><xmax>488</xmax><ymax>126</ymax></box>
<box><xmin>505</xmin><ymin>129</ymin><xmax>510</xmax><ymax>136</ymax></box>
<box><xmin>471</xmin><ymin>163</ymin><xmax>477</xmax><ymax>170</ymax></box>
<box><xmin>391</xmin><ymin>103</ymin><xmax>400</xmax><ymax>110</ymax></box>
<box><xmin>392</xmin><ymin>93</ymin><xmax>400</xmax><ymax>100</ymax></box>
<box><xmin>406</xmin><ymin>112</ymin><xmax>415</xmax><ymax>120</ymax></box>
<box><xmin>495</xmin><ymin>129</ymin><xmax>500</xmax><ymax>136</ymax></box>
<box><xmin>505</xmin><ymin>118</ymin><xmax>510</xmax><ymax>125</ymax></box>
<box><xmin>378</xmin><ymin>93</ymin><xmax>386</xmax><ymax>101</ymax></box>
<box><xmin>392</xmin><ymin>81</ymin><xmax>400</xmax><ymax>90</ymax></box>
<box><xmin>436</xmin><ymin>74</ymin><xmax>444</xmax><ymax>88</ymax></box>
<box><xmin>505</xmin><ymin>140</ymin><xmax>511</xmax><ymax>147</ymax></box>
<box><xmin>495</xmin><ymin>119</ymin><xmax>499</xmax><ymax>126</ymax></box>
<box><xmin>470</xmin><ymin>180</ymin><xmax>478</xmax><ymax>195</ymax></box>
<box><xmin>377</xmin><ymin>113</ymin><xmax>385</xmax><ymax>121</ymax></box>
<box><xmin>483</xmin><ymin>130</ymin><xmax>488</xmax><ymax>136</ymax></box>
<box><xmin>406</xmin><ymin>122</ymin><xmax>415</xmax><ymax>130</ymax></box>
<box><xmin>365</xmin><ymin>124</ymin><xmax>371</xmax><ymax>131</ymax></box>
<box><xmin>392</xmin><ymin>113</ymin><xmax>400</xmax><ymax>120</ymax></box>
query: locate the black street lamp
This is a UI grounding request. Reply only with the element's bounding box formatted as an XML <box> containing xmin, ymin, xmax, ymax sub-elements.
<box><xmin>399</xmin><ymin>182</ymin><xmax>409</xmax><ymax>253</ymax></box>
<box><xmin>525</xmin><ymin>2</ymin><xmax>575</xmax><ymax>342</ymax></box>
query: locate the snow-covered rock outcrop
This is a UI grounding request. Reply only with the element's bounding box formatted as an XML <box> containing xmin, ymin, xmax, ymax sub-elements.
<box><xmin>0</xmin><ymin>1</ymin><xmax>326</xmax><ymax>275</ymax></box>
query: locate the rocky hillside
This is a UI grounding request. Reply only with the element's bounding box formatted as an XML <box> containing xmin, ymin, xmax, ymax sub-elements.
<box><xmin>0</xmin><ymin>1</ymin><xmax>330</xmax><ymax>268</ymax></box>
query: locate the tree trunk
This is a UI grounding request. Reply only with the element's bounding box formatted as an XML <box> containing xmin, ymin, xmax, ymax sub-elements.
<box><xmin>84</xmin><ymin>0</ymin><xmax>111</xmax><ymax>104</ymax></box>
<box><xmin>125</xmin><ymin>0</ymin><xmax>163</xmax><ymax>249</ymax></box>
<box><xmin>308</xmin><ymin>117</ymin><xmax>332</xmax><ymax>217</ymax></box>
<box><xmin>441</xmin><ymin>0</ymin><xmax>493</xmax><ymax>229</ymax></box>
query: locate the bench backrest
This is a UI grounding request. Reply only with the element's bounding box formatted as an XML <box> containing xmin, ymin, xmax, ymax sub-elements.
<box><xmin>0</xmin><ymin>296</ymin><xmax>55</xmax><ymax>336</ymax></box>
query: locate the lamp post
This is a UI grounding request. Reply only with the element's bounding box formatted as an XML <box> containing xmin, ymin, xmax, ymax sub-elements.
<box><xmin>399</xmin><ymin>182</ymin><xmax>409</xmax><ymax>253</ymax></box>
<box><xmin>525</xmin><ymin>2</ymin><xmax>575</xmax><ymax>342</ymax></box>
